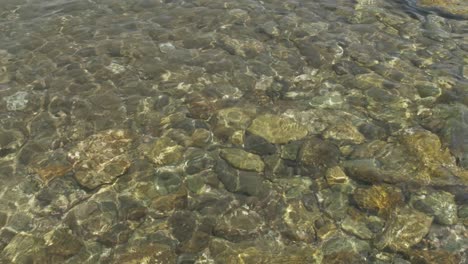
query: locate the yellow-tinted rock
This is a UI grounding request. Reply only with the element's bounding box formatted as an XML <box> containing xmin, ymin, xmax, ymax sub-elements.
<box><xmin>148</xmin><ymin>137</ymin><xmax>184</xmax><ymax>166</ymax></box>
<box><xmin>417</xmin><ymin>0</ymin><xmax>468</xmax><ymax>17</ymax></box>
<box><xmin>68</xmin><ymin>129</ymin><xmax>132</xmax><ymax>189</ymax></box>
<box><xmin>353</xmin><ymin>185</ymin><xmax>404</xmax><ymax>217</ymax></box>
<box><xmin>408</xmin><ymin>249</ymin><xmax>462</xmax><ymax>264</ymax></box>
<box><xmin>248</xmin><ymin>114</ymin><xmax>308</xmax><ymax>144</ymax></box>
<box><xmin>31</xmin><ymin>151</ymin><xmax>72</xmax><ymax>183</ymax></box>
<box><xmin>220</xmin><ymin>148</ymin><xmax>265</xmax><ymax>172</ymax></box>
<box><xmin>325</xmin><ymin>166</ymin><xmax>349</xmax><ymax>185</ymax></box>
<box><xmin>375</xmin><ymin>206</ymin><xmax>433</xmax><ymax>251</ymax></box>
<box><xmin>283</xmin><ymin>200</ymin><xmax>318</xmax><ymax>242</ymax></box>
<box><xmin>323</xmin><ymin>122</ymin><xmax>365</xmax><ymax>144</ymax></box>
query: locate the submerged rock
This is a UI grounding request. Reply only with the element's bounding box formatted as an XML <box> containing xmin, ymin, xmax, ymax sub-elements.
<box><xmin>208</xmin><ymin>238</ymin><xmax>321</xmax><ymax>263</ymax></box>
<box><xmin>282</xmin><ymin>199</ymin><xmax>319</xmax><ymax>243</ymax></box>
<box><xmin>353</xmin><ymin>185</ymin><xmax>405</xmax><ymax>217</ymax></box>
<box><xmin>147</xmin><ymin>136</ymin><xmax>184</xmax><ymax>166</ymax></box>
<box><xmin>44</xmin><ymin>228</ymin><xmax>83</xmax><ymax>257</ymax></box>
<box><xmin>408</xmin><ymin>250</ymin><xmax>462</xmax><ymax>264</ymax></box>
<box><xmin>322</xmin><ymin>234</ymin><xmax>371</xmax><ymax>261</ymax></box>
<box><xmin>220</xmin><ymin>148</ymin><xmax>265</xmax><ymax>172</ymax></box>
<box><xmin>30</xmin><ymin>150</ymin><xmax>72</xmax><ymax>183</ymax></box>
<box><xmin>214</xmin><ymin>207</ymin><xmax>264</xmax><ymax>241</ymax></box>
<box><xmin>0</xmin><ymin>233</ymin><xmax>47</xmax><ymax>263</ymax></box>
<box><xmin>3</xmin><ymin>91</ymin><xmax>29</xmax><ymax>111</ymax></box>
<box><xmin>409</xmin><ymin>189</ymin><xmax>458</xmax><ymax>225</ymax></box>
<box><xmin>215</xmin><ymin>159</ymin><xmax>267</xmax><ymax>197</ymax></box>
<box><xmin>300</xmin><ymin>138</ymin><xmax>340</xmax><ymax>168</ymax></box>
<box><xmin>323</xmin><ymin>122</ymin><xmax>365</xmax><ymax>145</ymax></box>
<box><xmin>375</xmin><ymin>206</ymin><xmax>433</xmax><ymax>251</ymax></box>
<box><xmin>68</xmin><ymin>129</ymin><xmax>132</xmax><ymax>189</ymax></box>
<box><xmin>415</xmin><ymin>0</ymin><xmax>468</xmax><ymax>18</ymax></box>
<box><xmin>247</xmin><ymin>114</ymin><xmax>308</xmax><ymax>144</ymax></box>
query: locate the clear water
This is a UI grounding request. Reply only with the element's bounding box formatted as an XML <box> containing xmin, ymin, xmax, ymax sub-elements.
<box><xmin>0</xmin><ymin>0</ymin><xmax>467</xmax><ymax>263</ymax></box>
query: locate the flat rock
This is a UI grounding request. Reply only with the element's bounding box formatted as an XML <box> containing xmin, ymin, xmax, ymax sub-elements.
<box><xmin>68</xmin><ymin>129</ymin><xmax>132</xmax><ymax>189</ymax></box>
<box><xmin>220</xmin><ymin>148</ymin><xmax>265</xmax><ymax>173</ymax></box>
<box><xmin>147</xmin><ymin>136</ymin><xmax>184</xmax><ymax>166</ymax></box>
<box><xmin>409</xmin><ymin>189</ymin><xmax>458</xmax><ymax>225</ymax></box>
<box><xmin>247</xmin><ymin>114</ymin><xmax>308</xmax><ymax>144</ymax></box>
<box><xmin>375</xmin><ymin>206</ymin><xmax>433</xmax><ymax>251</ymax></box>
<box><xmin>415</xmin><ymin>0</ymin><xmax>468</xmax><ymax>18</ymax></box>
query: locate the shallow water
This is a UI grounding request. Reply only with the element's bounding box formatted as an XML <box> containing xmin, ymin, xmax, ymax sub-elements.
<box><xmin>0</xmin><ymin>0</ymin><xmax>467</xmax><ymax>263</ymax></box>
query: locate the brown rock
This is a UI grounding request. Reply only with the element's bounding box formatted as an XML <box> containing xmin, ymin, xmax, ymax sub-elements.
<box><xmin>68</xmin><ymin>129</ymin><xmax>132</xmax><ymax>189</ymax></box>
<box><xmin>353</xmin><ymin>185</ymin><xmax>404</xmax><ymax>217</ymax></box>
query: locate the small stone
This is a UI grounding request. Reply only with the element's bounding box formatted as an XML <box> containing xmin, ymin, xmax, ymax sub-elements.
<box><xmin>409</xmin><ymin>189</ymin><xmax>458</xmax><ymax>225</ymax></box>
<box><xmin>260</xmin><ymin>21</ymin><xmax>280</xmax><ymax>37</ymax></box>
<box><xmin>325</xmin><ymin>166</ymin><xmax>349</xmax><ymax>185</ymax></box>
<box><xmin>4</xmin><ymin>91</ymin><xmax>28</xmax><ymax>111</ymax></box>
<box><xmin>220</xmin><ymin>148</ymin><xmax>265</xmax><ymax>172</ymax></box>
<box><xmin>247</xmin><ymin>114</ymin><xmax>308</xmax><ymax>144</ymax></box>
<box><xmin>375</xmin><ymin>206</ymin><xmax>433</xmax><ymax>251</ymax></box>
<box><xmin>159</xmin><ymin>42</ymin><xmax>176</xmax><ymax>53</ymax></box>
<box><xmin>105</xmin><ymin>62</ymin><xmax>126</xmax><ymax>74</ymax></box>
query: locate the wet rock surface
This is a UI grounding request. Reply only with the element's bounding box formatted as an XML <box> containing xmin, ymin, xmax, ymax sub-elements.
<box><xmin>0</xmin><ymin>0</ymin><xmax>466</xmax><ymax>262</ymax></box>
